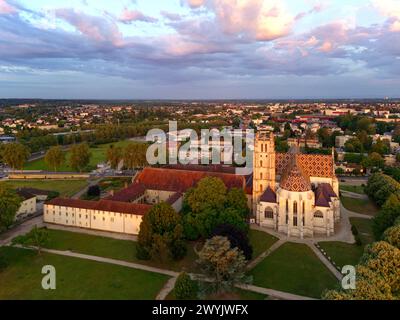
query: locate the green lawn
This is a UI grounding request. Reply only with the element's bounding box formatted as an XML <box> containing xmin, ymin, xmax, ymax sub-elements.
<box><xmin>35</xmin><ymin>228</ymin><xmax>200</xmax><ymax>273</ymax></box>
<box><xmin>0</xmin><ymin>246</ymin><xmax>169</xmax><ymax>300</ymax></box>
<box><xmin>318</xmin><ymin>218</ymin><xmax>374</xmax><ymax>269</ymax></box>
<box><xmin>250</xmin><ymin>242</ymin><xmax>338</xmax><ymax>299</ymax></box>
<box><xmin>340</xmin><ymin>185</ymin><xmax>365</xmax><ymax>194</ymax></box>
<box><xmin>24</xmin><ymin>140</ymin><xmax>132</xmax><ymax>172</ymax></box>
<box><xmin>248</xmin><ymin>229</ymin><xmax>279</xmax><ymax>259</ymax></box>
<box><xmin>340</xmin><ymin>196</ymin><xmax>379</xmax><ymax>216</ymax></box>
<box><xmin>3</xmin><ymin>179</ymin><xmax>88</xmax><ymax>197</ymax></box>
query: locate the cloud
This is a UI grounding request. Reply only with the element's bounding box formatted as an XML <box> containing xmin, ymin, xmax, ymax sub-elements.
<box><xmin>373</xmin><ymin>0</ymin><xmax>400</xmax><ymax>32</ymax></box>
<box><xmin>54</xmin><ymin>8</ymin><xmax>123</xmax><ymax>45</ymax></box>
<box><xmin>118</xmin><ymin>8</ymin><xmax>158</xmax><ymax>24</ymax></box>
<box><xmin>183</xmin><ymin>0</ymin><xmax>293</xmax><ymax>41</ymax></box>
<box><xmin>0</xmin><ymin>0</ymin><xmax>16</xmax><ymax>14</ymax></box>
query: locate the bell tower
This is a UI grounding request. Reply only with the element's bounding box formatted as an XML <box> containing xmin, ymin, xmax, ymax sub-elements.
<box><xmin>252</xmin><ymin>130</ymin><xmax>276</xmax><ymax>212</ymax></box>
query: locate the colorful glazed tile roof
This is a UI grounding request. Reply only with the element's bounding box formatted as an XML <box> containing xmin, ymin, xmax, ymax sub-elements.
<box><xmin>280</xmin><ymin>155</ymin><xmax>312</xmax><ymax>192</ymax></box>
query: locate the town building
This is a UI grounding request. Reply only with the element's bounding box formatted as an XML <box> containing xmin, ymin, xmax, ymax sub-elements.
<box><xmin>16</xmin><ymin>190</ymin><xmax>37</xmax><ymax>220</ymax></box>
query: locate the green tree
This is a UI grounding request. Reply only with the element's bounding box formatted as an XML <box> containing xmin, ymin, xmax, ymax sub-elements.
<box><xmin>371</xmin><ymin>138</ymin><xmax>390</xmax><ymax>155</ymax></box>
<box><xmin>1</xmin><ymin>143</ymin><xmax>30</xmax><ymax>170</ymax></box>
<box><xmin>0</xmin><ymin>184</ymin><xmax>22</xmax><ymax>232</ymax></box>
<box><xmin>69</xmin><ymin>143</ymin><xmax>91</xmax><ymax>172</ymax></box>
<box><xmin>44</xmin><ymin>146</ymin><xmax>65</xmax><ymax>171</ymax></box>
<box><xmin>174</xmin><ymin>272</ymin><xmax>198</xmax><ymax>300</ymax></box>
<box><xmin>136</xmin><ymin>202</ymin><xmax>186</xmax><ymax>262</ymax></box>
<box><xmin>373</xmin><ymin>194</ymin><xmax>400</xmax><ymax>239</ymax></box>
<box><xmin>324</xmin><ymin>241</ymin><xmax>400</xmax><ymax>300</ymax></box>
<box><xmin>186</xmin><ymin>177</ymin><xmax>227</xmax><ymax>214</ymax></box>
<box><xmin>106</xmin><ymin>145</ymin><xmax>123</xmax><ymax>169</ymax></box>
<box><xmin>123</xmin><ymin>143</ymin><xmax>148</xmax><ymax>169</ymax></box>
<box><xmin>361</xmin><ymin>152</ymin><xmax>384</xmax><ymax>170</ymax></box>
<box><xmin>226</xmin><ymin>188</ymin><xmax>249</xmax><ymax>218</ymax></box>
<box><xmin>383</xmin><ymin>225</ymin><xmax>400</xmax><ymax>249</ymax></box>
<box><xmin>29</xmin><ymin>226</ymin><xmax>49</xmax><ymax>255</ymax></box>
<box><xmin>197</xmin><ymin>236</ymin><xmax>251</xmax><ymax>296</ymax></box>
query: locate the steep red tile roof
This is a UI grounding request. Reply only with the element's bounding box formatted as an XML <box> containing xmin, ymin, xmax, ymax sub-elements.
<box><xmin>134</xmin><ymin>167</ymin><xmax>246</xmax><ymax>192</ymax></box>
<box><xmin>106</xmin><ymin>183</ymin><xmax>145</xmax><ymax>202</ymax></box>
<box><xmin>165</xmin><ymin>164</ymin><xmax>237</xmax><ymax>174</ymax></box>
<box><xmin>46</xmin><ymin>198</ymin><xmax>151</xmax><ymax>215</ymax></box>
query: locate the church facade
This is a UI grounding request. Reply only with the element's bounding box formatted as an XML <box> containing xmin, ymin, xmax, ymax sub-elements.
<box><xmin>44</xmin><ymin>131</ymin><xmax>340</xmax><ymax>238</ymax></box>
<box><xmin>252</xmin><ymin>131</ymin><xmax>340</xmax><ymax>238</ymax></box>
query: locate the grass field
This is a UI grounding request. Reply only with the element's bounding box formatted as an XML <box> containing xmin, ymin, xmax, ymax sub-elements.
<box><xmin>340</xmin><ymin>196</ymin><xmax>379</xmax><ymax>216</ymax></box>
<box><xmin>0</xmin><ymin>246</ymin><xmax>169</xmax><ymax>300</ymax></box>
<box><xmin>340</xmin><ymin>185</ymin><xmax>365</xmax><ymax>194</ymax></box>
<box><xmin>248</xmin><ymin>229</ymin><xmax>278</xmax><ymax>259</ymax></box>
<box><xmin>3</xmin><ymin>179</ymin><xmax>88</xmax><ymax>197</ymax></box>
<box><xmin>250</xmin><ymin>242</ymin><xmax>338</xmax><ymax>299</ymax></box>
<box><xmin>35</xmin><ymin>228</ymin><xmax>200</xmax><ymax>272</ymax></box>
<box><xmin>24</xmin><ymin>140</ymin><xmax>132</xmax><ymax>172</ymax></box>
<box><xmin>318</xmin><ymin>218</ymin><xmax>374</xmax><ymax>269</ymax></box>
<box><xmin>26</xmin><ymin>228</ymin><xmax>276</xmax><ymax>274</ymax></box>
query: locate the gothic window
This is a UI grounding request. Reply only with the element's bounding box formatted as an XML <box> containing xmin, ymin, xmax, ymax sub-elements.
<box><xmin>293</xmin><ymin>215</ymin><xmax>298</xmax><ymax>226</ymax></box>
<box><xmin>261</xmin><ymin>144</ymin><xmax>264</xmax><ymax>152</ymax></box>
<box><xmin>265</xmin><ymin>207</ymin><xmax>274</xmax><ymax>219</ymax></box>
<box><xmin>302</xmin><ymin>202</ymin><xmax>305</xmax><ymax>214</ymax></box>
<box><xmin>286</xmin><ymin>200</ymin><xmax>289</xmax><ymax>213</ymax></box>
<box><xmin>293</xmin><ymin>201</ymin><xmax>298</xmax><ymax>215</ymax></box>
<box><xmin>260</xmin><ymin>160</ymin><xmax>263</xmax><ymax>167</ymax></box>
<box><xmin>260</xmin><ymin>172</ymin><xmax>263</xmax><ymax>179</ymax></box>
<box><xmin>314</xmin><ymin>211</ymin><xmax>324</xmax><ymax>218</ymax></box>
<box><xmin>260</xmin><ymin>184</ymin><xmax>263</xmax><ymax>192</ymax></box>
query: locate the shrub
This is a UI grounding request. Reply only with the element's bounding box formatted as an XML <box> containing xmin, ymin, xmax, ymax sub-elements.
<box><xmin>47</xmin><ymin>191</ymin><xmax>60</xmax><ymax>200</ymax></box>
<box><xmin>87</xmin><ymin>185</ymin><xmax>101</xmax><ymax>197</ymax></box>
<box><xmin>0</xmin><ymin>254</ymin><xmax>8</xmax><ymax>271</ymax></box>
<box><xmin>355</xmin><ymin>235</ymin><xmax>362</xmax><ymax>246</ymax></box>
<box><xmin>351</xmin><ymin>225</ymin><xmax>359</xmax><ymax>236</ymax></box>
<box><xmin>174</xmin><ymin>272</ymin><xmax>198</xmax><ymax>300</ymax></box>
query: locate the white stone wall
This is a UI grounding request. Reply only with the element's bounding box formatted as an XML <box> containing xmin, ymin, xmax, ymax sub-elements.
<box><xmin>16</xmin><ymin>197</ymin><xmax>36</xmax><ymax>219</ymax></box>
<box><xmin>44</xmin><ymin>204</ymin><xmax>143</xmax><ymax>235</ymax></box>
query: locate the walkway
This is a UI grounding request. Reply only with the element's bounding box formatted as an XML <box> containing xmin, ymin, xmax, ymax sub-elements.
<box><xmin>247</xmin><ymin>239</ymin><xmax>285</xmax><ymax>270</ymax></box>
<box><xmin>340</xmin><ymin>190</ymin><xmax>369</xmax><ymax>200</ymax></box>
<box><xmin>0</xmin><ymin>216</ymin><xmax>43</xmax><ymax>246</ymax></box>
<box><xmin>14</xmin><ymin>245</ymin><xmax>315</xmax><ymax>301</ymax></box>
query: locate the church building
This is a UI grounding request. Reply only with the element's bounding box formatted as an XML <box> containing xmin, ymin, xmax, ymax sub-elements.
<box><xmin>44</xmin><ymin>131</ymin><xmax>340</xmax><ymax>239</ymax></box>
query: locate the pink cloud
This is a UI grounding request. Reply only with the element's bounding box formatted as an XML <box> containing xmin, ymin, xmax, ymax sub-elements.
<box><xmin>119</xmin><ymin>8</ymin><xmax>158</xmax><ymax>24</ymax></box>
<box><xmin>55</xmin><ymin>9</ymin><xmax>123</xmax><ymax>46</ymax></box>
<box><xmin>0</xmin><ymin>0</ymin><xmax>16</xmax><ymax>15</ymax></box>
<box><xmin>186</xmin><ymin>0</ymin><xmax>206</xmax><ymax>9</ymax></box>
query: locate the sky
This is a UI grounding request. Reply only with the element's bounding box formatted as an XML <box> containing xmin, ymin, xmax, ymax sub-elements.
<box><xmin>0</xmin><ymin>0</ymin><xmax>400</xmax><ymax>99</ymax></box>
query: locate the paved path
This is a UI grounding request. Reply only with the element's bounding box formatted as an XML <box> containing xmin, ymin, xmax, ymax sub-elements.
<box><xmin>340</xmin><ymin>190</ymin><xmax>369</xmax><ymax>200</ymax></box>
<box><xmin>236</xmin><ymin>284</ymin><xmax>315</xmax><ymax>300</ymax></box>
<box><xmin>15</xmin><ymin>245</ymin><xmax>315</xmax><ymax>300</ymax></box>
<box><xmin>247</xmin><ymin>239</ymin><xmax>285</xmax><ymax>270</ymax></box>
<box><xmin>341</xmin><ymin>204</ymin><xmax>374</xmax><ymax>220</ymax></box>
<box><xmin>306</xmin><ymin>243</ymin><xmax>343</xmax><ymax>281</ymax></box>
<box><xmin>0</xmin><ymin>216</ymin><xmax>43</xmax><ymax>246</ymax></box>
<box><xmin>156</xmin><ymin>277</ymin><xmax>177</xmax><ymax>300</ymax></box>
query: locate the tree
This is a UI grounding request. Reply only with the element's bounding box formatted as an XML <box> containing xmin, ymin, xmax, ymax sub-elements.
<box><xmin>197</xmin><ymin>236</ymin><xmax>251</xmax><ymax>296</ymax></box>
<box><xmin>87</xmin><ymin>185</ymin><xmax>101</xmax><ymax>198</ymax></box>
<box><xmin>211</xmin><ymin>224</ymin><xmax>253</xmax><ymax>260</ymax></box>
<box><xmin>44</xmin><ymin>146</ymin><xmax>65</xmax><ymax>171</ymax></box>
<box><xmin>383</xmin><ymin>225</ymin><xmax>400</xmax><ymax>249</ymax></box>
<box><xmin>361</xmin><ymin>152</ymin><xmax>384</xmax><ymax>170</ymax></box>
<box><xmin>0</xmin><ymin>184</ymin><xmax>22</xmax><ymax>232</ymax></box>
<box><xmin>226</xmin><ymin>188</ymin><xmax>249</xmax><ymax>218</ymax></box>
<box><xmin>69</xmin><ymin>143</ymin><xmax>91</xmax><ymax>172</ymax></box>
<box><xmin>174</xmin><ymin>272</ymin><xmax>198</xmax><ymax>300</ymax></box>
<box><xmin>29</xmin><ymin>226</ymin><xmax>49</xmax><ymax>255</ymax></box>
<box><xmin>136</xmin><ymin>202</ymin><xmax>186</xmax><ymax>261</ymax></box>
<box><xmin>373</xmin><ymin>194</ymin><xmax>400</xmax><ymax>239</ymax></box>
<box><xmin>0</xmin><ymin>254</ymin><xmax>7</xmax><ymax>272</ymax></box>
<box><xmin>1</xmin><ymin>143</ymin><xmax>30</xmax><ymax>170</ymax></box>
<box><xmin>186</xmin><ymin>177</ymin><xmax>227</xmax><ymax>214</ymax></box>
<box><xmin>123</xmin><ymin>142</ymin><xmax>148</xmax><ymax>169</ymax></box>
<box><xmin>324</xmin><ymin>241</ymin><xmax>400</xmax><ymax>300</ymax></box>
<box><xmin>106</xmin><ymin>144</ymin><xmax>123</xmax><ymax>169</ymax></box>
